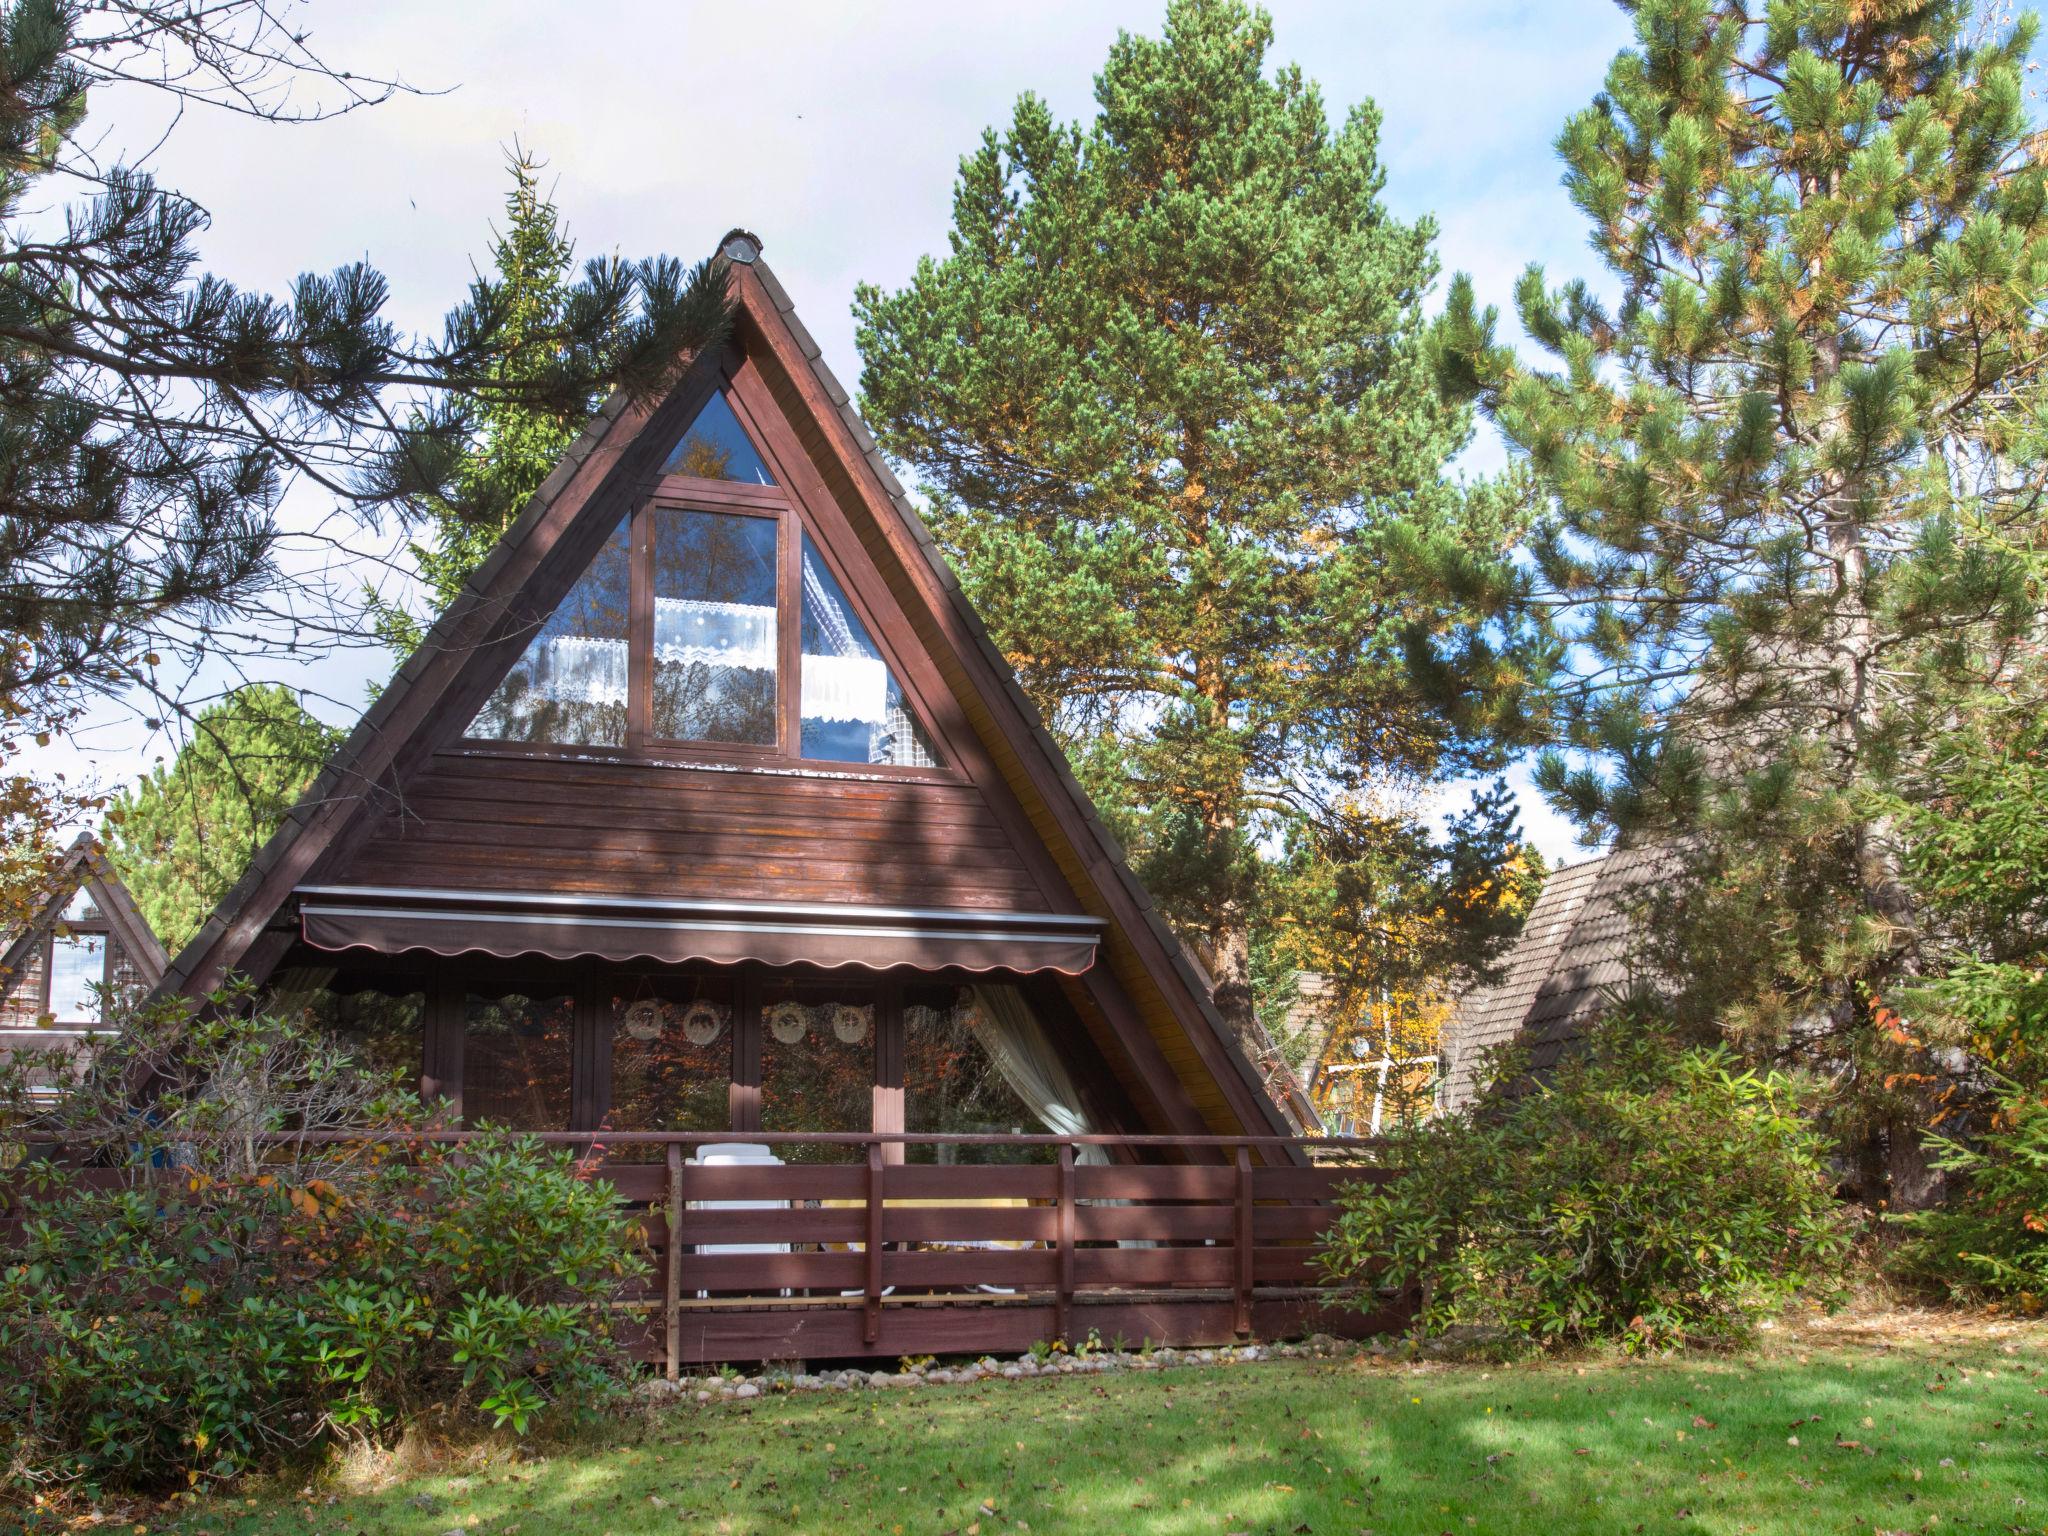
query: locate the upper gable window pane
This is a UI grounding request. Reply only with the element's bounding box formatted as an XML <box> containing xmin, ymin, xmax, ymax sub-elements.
<box><xmin>47</xmin><ymin>932</ymin><xmax>106</xmax><ymax>1023</ymax></box>
<box><xmin>660</xmin><ymin>392</ymin><xmax>775</xmax><ymax>485</ymax></box>
<box><xmin>468</xmin><ymin>514</ymin><xmax>631</xmax><ymax>747</ymax></box>
<box><xmin>800</xmin><ymin>533</ymin><xmax>940</xmax><ymax>767</ymax></box>
<box><xmin>652</xmin><ymin>508</ymin><xmax>779</xmax><ymax>745</ymax></box>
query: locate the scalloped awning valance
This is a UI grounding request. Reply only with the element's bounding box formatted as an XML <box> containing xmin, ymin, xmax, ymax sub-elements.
<box><xmin>294</xmin><ymin>885</ymin><xmax>1102</xmax><ymax>977</ymax></box>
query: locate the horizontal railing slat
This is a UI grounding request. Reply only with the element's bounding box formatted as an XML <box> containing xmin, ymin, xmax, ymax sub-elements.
<box><xmin>883</xmin><ymin>1248</ymin><xmax>1059</xmax><ymax>1290</ymax></box>
<box><xmin>677</xmin><ymin>1250</ymin><xmax>864</xmax><ymax>1291</ymax></box>
<box><xmin>1252</xmin><ymin>1205</ymin><xmax>1341</xmax><ymax>1241</ymax></box>
<box><xmin>1075</xmin><ymin>1165</ymin><xmax>1236</xmax><ymax>1201</ymax></box>
<box><xmin>1077</xmin><ymin>1204</ymin><xmax>1233</xmax><ymax>1242</ymax></box>
<box><xmin>885</xmin><ymin>1165</ymin><xmax>1059</xmax><ymax>1200</ymax></box>
<box><xmin>1254</xmin><ymin>1166</ymin><xmax>1388</xmax><ymax>1200</ymax></box>
<box><xmin>673</xmin><ymin>1207</ymin><xmax>865</xmax><ymax>1243</ymax></box>
<box><xmin>1075</xmin><ymin>1246</ymin><xmax>1233</xmax><ymax>1287</ymax></box>
<box><xmin>1252</xmin><ymin>1247</ymin><xmax>1328</xmax><ymax>1284</ymax></box>
<box><xmin>671</xmin><ymin>1165</ymin><xmax>869</xmax><ymax>1202</ymax></box>
<box><xmin>600</xmin><ymin>1165</ymin><xmax>668</xmax><ymax>1201</ymax></box>
<box><xmin>882</xmin><ymin>1206</ymin><xmax>1057</xmax><ymax>1244</ymax></box>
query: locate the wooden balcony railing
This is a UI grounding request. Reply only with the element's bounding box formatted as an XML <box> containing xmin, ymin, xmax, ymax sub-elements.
<box><xmin>3</xmin><ymin>1131</ymin><xmax>1408</xmax><ymax>1369</ymax></box>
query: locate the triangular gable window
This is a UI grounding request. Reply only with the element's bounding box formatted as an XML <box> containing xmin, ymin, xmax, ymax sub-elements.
<box><xmin>466</xmin><ymin>393</ymin><xmax>939</xmax><ymax>767</ymax></box>
<box><xmin>660</xmin><ymin>391</ymin><xmax>775</xmax><ymax>484</ymax></box>
<box><xmin>800</xmin><ymin>533</ymin><xmax>937</xmax><ymax>766</ymax></box>
<box><xmin>468</xmin><ymin>514</ymin><xmax>632</xmax><ymax>747</ymax></box>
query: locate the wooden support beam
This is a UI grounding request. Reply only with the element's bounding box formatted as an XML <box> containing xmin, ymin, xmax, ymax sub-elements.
<box><xmin>664</xmin><ymin>1143</ymin><xmax>684</xmax><ymax>1381</ymax></box>
<box><xmin>864</xmin><ymin>1143</ymin><xmax>885</xmax><ymax>1345</ymax></box>
<box><xmin>1056</xmin><ymin>1143</ymin><xmax>1076</xmax><ymax>1344</ymax></box>
<box><xmin>1234</xmin><ymin>1146</ymin><xmax>1254</xmax><ymax>1338</ymax></box>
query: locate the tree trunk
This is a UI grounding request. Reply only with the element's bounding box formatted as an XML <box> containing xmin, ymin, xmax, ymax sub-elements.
<box><xmin>1207</xmin><ymin>892</ymin><xmax>1257</xmax><ymax>1051</ymax></box>
<box><xmin>1825</xmin><ymin>490</ymin><xmax>1943</xmax><ymax>1209</ymax></box>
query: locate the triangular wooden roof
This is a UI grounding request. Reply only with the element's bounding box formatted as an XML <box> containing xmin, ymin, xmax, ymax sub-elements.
<box><xmin>156</xmin><ymin>232</ymin><xmax>1293</xmax><ymax>1142</ymax></box>
<box><xmin>1438</xmin><ymin>843</ymin><xmax>1678</xmax><ymax>1111</ymax></box>
<box><xmin>3</xmin><ymin>830</ymin><xmax>170</xmax><ymax>998</ymax></box>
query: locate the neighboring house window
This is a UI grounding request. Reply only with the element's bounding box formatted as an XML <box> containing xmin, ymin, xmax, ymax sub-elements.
<box><xmin>465</xmin><ymin>388</ymin><xmax>941</xmax><ymax>768</ymax></box>
<box><xmin>43</xmin><ymin>888</ymin><xmax>113</xmax><ymax>1025</ymax></box>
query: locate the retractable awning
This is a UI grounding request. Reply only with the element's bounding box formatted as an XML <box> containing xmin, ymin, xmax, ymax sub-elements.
<box><xmin>294</xmin><ymin>885</ymin><xmax>1102</xmax><ymax>976</ymax></box>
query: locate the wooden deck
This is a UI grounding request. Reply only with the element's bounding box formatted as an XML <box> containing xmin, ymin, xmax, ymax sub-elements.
<box><xmin>4</xmin><ymin>1131</ymin><xmax>1405</xmax><ymax>1371</ymax></box>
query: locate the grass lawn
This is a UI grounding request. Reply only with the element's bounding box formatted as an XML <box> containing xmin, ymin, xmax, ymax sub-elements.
<box><xmin>170</xmin><ymin>1311</ymin><xmax>2042</xmax><ymax>1536</ymax></box>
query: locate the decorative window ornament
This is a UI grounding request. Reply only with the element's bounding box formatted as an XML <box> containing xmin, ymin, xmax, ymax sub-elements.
<box><xmin>624</xmin><ymin>998</ymin><xmax>665</xmax><ymax>1042</ymax></box>
<box><xmin>831</xmin><ymin>1001</ymin><xmax>873</xmax><ymax>1044</ymax></box>
<box><xmin>766</xmin><ymin>999</ymin><xmax>810</xmax><ymax>1044</ymax></box>
<box><xmin>680</xmin><ymin>999</ymin><xmax>728</xmax><ymax>1046</ymax></box>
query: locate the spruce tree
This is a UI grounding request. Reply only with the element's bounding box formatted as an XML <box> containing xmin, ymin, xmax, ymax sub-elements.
<box><xmin>855</xmin><ymin>0</ymin><xmax>1526</xmax><ymax>1065</ymax></box>
<box><xmin>370</xmin><ymin>150</ymin><xmax>584</xmax><ymax>653</ymax></box>
<box><xmin>1427</xmin><ymin>0</ymin><xmax>2047</xmax><ymax>1200</ymax></box>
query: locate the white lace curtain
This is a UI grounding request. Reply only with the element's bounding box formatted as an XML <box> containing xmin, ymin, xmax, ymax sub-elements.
<box><xmin>800</xmin><ymin>549</ymin><xmax>889</xmax><ymax>726</ymax></box>
<box><xmin>967</xmin><ymin>984</ymin><xmax>1109</xmax><ymax>1166</ymax></box>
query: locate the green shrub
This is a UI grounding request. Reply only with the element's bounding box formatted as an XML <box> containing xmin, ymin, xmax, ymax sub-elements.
<box><xmin>1883</xmin><ymin>686</ymin><xmax>2048</xmax><ymax>1304</ymax></box>
<box><xmin>1319</xmin><ymin>1023</ymin><xmax>1848</xmax><ymax>1351</ymax></box>
<box><xmin>0</xmin><ymin>988</ymin><xmax>648</xmax><ymax>1501</ymax></box>
<box><xmin>1890</xmin><ymin>960</ymin><xmax>2048</xmax><ymax>1302</ymax></box>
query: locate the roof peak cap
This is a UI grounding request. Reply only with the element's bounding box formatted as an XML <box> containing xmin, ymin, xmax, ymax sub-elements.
<box><xmin>718</xmin><ymin>229</ymin><xmax>763</xmax><ymax>264</ymax></box>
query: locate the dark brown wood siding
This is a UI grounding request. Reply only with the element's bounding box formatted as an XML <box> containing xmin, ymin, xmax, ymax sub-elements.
<box><xmin>321</xmin><ymin>748</ymin><xmax>1075</xmax><ymax>914</ymax></box>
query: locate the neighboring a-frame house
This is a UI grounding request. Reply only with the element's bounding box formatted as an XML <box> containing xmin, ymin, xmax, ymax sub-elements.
<box><xmin>156</xmin><ymin>231</ymin><xmax>1296</xmax><ymax>1158</ymax></box>
<box><xmin>1436</xmin><ymin>846</ymin><xmax>1673</xmax><ymax>1113</ymax></box>
<box><xmin>2</xmin><ymin>832</ymin><xmax>169</xmax><ymax>1091</ymax></box>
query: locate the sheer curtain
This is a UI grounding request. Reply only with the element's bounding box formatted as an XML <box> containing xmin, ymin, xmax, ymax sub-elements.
<box><xmin>967</xmin><ymin>984</ymin><xmax>1109</xmax><ymax>1166</ymax></box>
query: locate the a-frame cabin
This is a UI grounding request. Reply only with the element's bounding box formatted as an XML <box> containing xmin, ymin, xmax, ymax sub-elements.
<box><xmin>162</xmin><ymin>231</ymin><xmax>1289</xmax><ymax>1150</ymax></box>
<box><xmin>155</xmin><ymin>235</ymin><xmax>1385</xmax><ymax>1362</ymax></box>
<box><xmin>2</xmin><ymin>832</ymin><xmax>169</xmax><ymax>1092</ymax></box>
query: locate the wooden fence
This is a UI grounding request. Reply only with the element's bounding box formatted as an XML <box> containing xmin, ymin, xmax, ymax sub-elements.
<box><xmin>4</xmin><ymin>1131</ymin><xmax>1407</xmax><ymax>1371</ymax></box>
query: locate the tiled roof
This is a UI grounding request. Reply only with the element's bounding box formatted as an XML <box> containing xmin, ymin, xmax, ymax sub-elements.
<box><xmin>1438</xmin><ymin>842</ymin><xmax>1677</xmax><ymax>1110</ymax></box>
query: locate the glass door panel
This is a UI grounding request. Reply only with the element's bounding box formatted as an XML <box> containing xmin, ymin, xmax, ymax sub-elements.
<box><xmin>607</xmin><ymin>973</ymin><xmax>735</xmax><ymax>1134</ymax></box>
<box><xmin>462</xmin><ymin>990</ymin><xmax>574</xmax><ymax>1129</ymax></box>
<box><xmin>757</xmin><ymin>983</ymin><xmax>875</xmax><ymax>1163</ymax></box>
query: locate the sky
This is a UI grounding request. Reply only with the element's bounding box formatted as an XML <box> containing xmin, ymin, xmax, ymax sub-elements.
<box><xmin>32</xmin><ymin>0</ymin><xmax>1640</xmax><ymax>865</ymax></box>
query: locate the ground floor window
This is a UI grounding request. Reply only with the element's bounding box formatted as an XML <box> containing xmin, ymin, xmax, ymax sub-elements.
<box><xmin>606</xmin><ymin>972</ymin><xmax>734</xmax><ymax>1133</ymax></box>
<box><xmin>758</xmin><ymin>981</ymin><xmax>877</xmax><ymax>1162</ymax></box>
<box><xmin>903</xmin><ymin>988</ymin><xmax>1059</xmax><ymax>1164</ymax></box>
<box><xmin>462</xmin><ymin>990</ymin><xmax>574</xmax><ymax>1130</ymax></box>
<box><xmin>303</xmin><ymin>962</ymin><xmax>1115</xmax><ymax>1149</ymax></box>
<box><xmin>308</xmin><ymin>985</ymin><xmax>425</xmax><ymax>1089</ymax></box>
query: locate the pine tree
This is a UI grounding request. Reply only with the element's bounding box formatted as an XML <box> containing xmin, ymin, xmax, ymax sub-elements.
<box><xmin>369</xmin><ymin>150</ymin><xmax>584</xmax><ymax>653</ymax></box>
<box><xmin>856</xmin><ymin>0</ymin><xmax>1529</xmax><ymax>1065</ymax></box>
<box><xmin>105</xmin><ymin>685</ymin><xmax>335</xmax><ymax>952</ymax></box>
<box><xmin>1427</xmin><ymin>0</ymin><xmax>2048</xmax><ymax>1201</ymax></box>
<box><xmin>0</xmin><ymin>2</ymin><xmax>730</xmax><ymax>722</ymax></box>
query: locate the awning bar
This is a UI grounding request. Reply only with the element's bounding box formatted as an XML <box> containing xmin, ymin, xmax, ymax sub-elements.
<box><xmin>297</xmin><ymin>886</ymin><xmax>1101</xmax><ymax>976</ymax></box>
<box><xmin>294</xmin><ymin>883</ymin><xmax>1106</xmax><ymax>931</ymax></box>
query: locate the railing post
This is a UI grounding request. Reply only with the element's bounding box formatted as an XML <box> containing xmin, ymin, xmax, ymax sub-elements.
<box><xmin>664</xmin><ymin>1143</ymin><xmax>683</xmax><ymax>1381</ymax></box>
<box><xmin>864</xmin><ymin>1142</ymin><xmax>885</xmax><ymax>1345</ymax></box>
<box><xmin>1056</xmin><ymin>1142</ymin><xmax>1076</xmax><ymax>1344</ymax></box>
<box><xmin>1233</xmin><ymin>1145</ymin><xmax>1254</xmax><ymax>1339</ymax></box>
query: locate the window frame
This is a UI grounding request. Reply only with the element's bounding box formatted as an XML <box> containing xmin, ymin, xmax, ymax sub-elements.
<box><xmin>465</xmin><ymin>385</ymin><xmax>949</xmax><ymax>780</ymax></box>
<box><xmin>40</xmin><ymin>899</ymin><xmax>114</xmax><ymax>1025</ymax></box>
